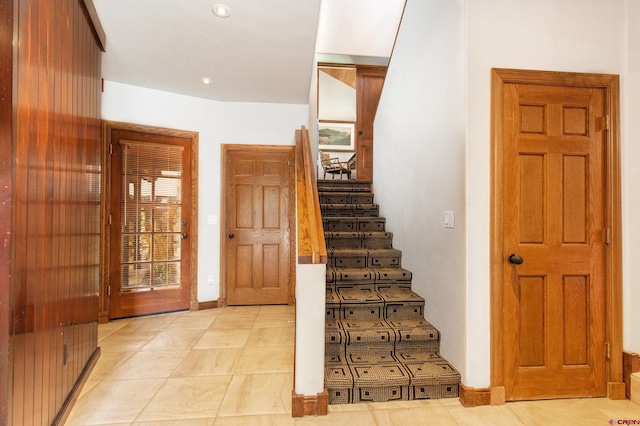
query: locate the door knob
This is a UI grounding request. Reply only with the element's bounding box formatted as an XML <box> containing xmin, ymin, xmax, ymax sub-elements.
<box><xmin>228</xmin><ymin>233</ymin><xmax>235</xmax><ymax>239</ymax></box>
<box><xmin>508</xmin><ymin>254</ymin><xmax>524</xmax><ymax>264</ymax></box>
<box><xmin>181</xmin><ymin>234</ymin><xmax>188</xmax><ymax>239</ymax></box>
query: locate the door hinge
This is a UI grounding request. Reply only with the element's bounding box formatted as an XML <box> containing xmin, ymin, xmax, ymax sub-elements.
<box><xmin>108</xmin><ymin>214</ymin><xmax>112</xmax><ymax>226</ymax></box>
<box><xmin>109</xmin><ymin>143</ymin><xmax>113</xmax><ymax>155</ymax></box>
<box><xmin>605</xmin><ymin>228</ymin><xmax>611</xmax><ymax>244</ymax></box>
<box><xmin>605</xmin><ymin>342</ymin><xmax>611</xmax><ymax>359</ymax></box>
<box><xmin>108</xmin><ymin>285</ymin><xmax>111</xmax><ymax>296</ymax></box>
<box><xmin>605</xmin><ymin>115</ymin><xmax>610</xmax><ymax>131</ymax></box>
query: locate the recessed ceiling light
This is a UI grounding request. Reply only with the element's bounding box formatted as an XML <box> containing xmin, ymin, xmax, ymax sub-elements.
<box><xmin>212</xmin><ymin>4</ymin><xmax>231</xmax><ymax>18</ymax></box>
<box><xmin>200</xmin><ymin>77</ymin><xmax>213</xmax><ymax>85</ymax></box>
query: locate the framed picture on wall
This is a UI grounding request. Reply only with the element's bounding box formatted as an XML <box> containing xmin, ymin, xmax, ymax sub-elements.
<box><xmin>318</xmin><ymin>122</ymin><xmax>355</xmax><ymax>151</ymax></box>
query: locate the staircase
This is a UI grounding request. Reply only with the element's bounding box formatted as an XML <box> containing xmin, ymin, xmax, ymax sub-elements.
<box><xmin>320</xmin><ymin>179</ymin><xmax>461</xmax><ymax>405</ymax></box>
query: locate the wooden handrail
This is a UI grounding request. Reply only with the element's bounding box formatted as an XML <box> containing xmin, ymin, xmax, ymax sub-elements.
<box><xmin>296</xmin><ymin>126</ymin><xmax>327</xmax><ymax>264</ymax></box>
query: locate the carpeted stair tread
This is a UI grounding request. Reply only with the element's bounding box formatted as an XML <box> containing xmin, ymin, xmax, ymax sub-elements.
<box><xmin>330</xmin><ymin>267</ymin><xmax>374</xmax><ymax>282</ymax></box>
<box><xmin>322</xmin><ymin>179</ymin><xmax>460</xmax><ymax>405</ymax></box>
<box><xmin>329</xmin><ymin>248</ymin><xmax>403</xmax><ymax>269</ymax></box>
<box><xmin>350</xmin><ymin>363</ymin><xmax>411</xmax><ymax>403</ymax></box>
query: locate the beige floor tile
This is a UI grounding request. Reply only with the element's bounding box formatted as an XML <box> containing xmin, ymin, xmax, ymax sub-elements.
<box><xmin>297</xmin><ymin>410</ymin><xmax>378</xmax><ymax>425</ymax></box>
<box><xmin>98</xmin><ymin>327</ymin><xmax>118</xmax><ymax>342</ymax></box>
<box><xmin>121</xmin><ymin>313</ymin><xmax>181</xmax><ymax>332</ymax></box>
<box><xmin>68</xmin><ymin>308</ymin><xmax>640</xmax><ymax>426</ymax></box>
<box><xmin>365</xmin><ymin>399</ymin><xmax>444</xmax><ymax>410</ymax></box>
<box><xmin>65</xmin><ymin>378</ymin><xmax>165</xmax><ymax>425</ymax></box>
<box><xmin>213</xmin><ymin>414</ymin><xmax>295</xmax><ymax>425</ymax></box>
<box><xmin>99</xmin><ymin>330</ymin><xmax>158</xmax><ymax>352</ymax></box>
<box><xmin>371</xmin><ymin>406</ymin><xmax>459</xmax><ymax>425</ymax></box>
<box><xmin>254</xmin><ymin>313</ymin><xmax>296</xmax><ymax>328</ymax></box>
<box><xmin>99</xmin><ymin>317</ymin><xmax>134</xmax><ymax>331</ymax></box>
<box><xmin>632</xmin><ymin>374</ymin><xmax>640</xmax><ymax>406</ymax></box>
<box><xmin>135</xmin><ymin>376</ymin><xmax>232</xmax><ymax>422</ymax></box>
<box><xmin>194</xmin><ymin>329</ymin><xmax>251</xmax><ymax>349</ymax></box>
<box><xmin>235</xmin><ymin>346</ymin><xmax>294</xmax><ymax>374</ymax></box>
<box><xmin>258</xmin><ymin>305</ymin><xmax>295</xmax><ymax>315</ymax></box>
<box><xmin>172</xmin><ymin>348</ymin><xmax>242</xmax><ymax>377</ymax></box>
<box><xmin>211</xmin><ymin>314</ymin><xmax>258</xmax><ymax>330</ymax></box>
<box><xmin>80</xmin><ymin>350</ymin><xmax>136</xmax><ymax>396</ymax></box>
<box><xmin>106</xmin><ymin>350</ymin><xmax>189</xmax><ymax>380</ymax></box>
<box><xmin>134</xmin><ymin>419</ymin><xmax>214</xmax><ymax>426</ymax></box>
<box><xmin>219</xmin><ymin>306</ymin><xmax>262</xmax><ymax>315</ymax></box>
<box><xmin>141</xmin><ymin>330</ymin><xmax>205</xmax><ymax>351</ymax></box>
<box><xmin>165</xmin><ymin>313</ymin><xmax>218</xmax><ymax>330</ymax></box>
<box><xmin>506</xmin><ymin>399</ymin><xmax>611</xmax><ymax>425</ymax></box>
<box><xmin>217</xmin><ymin>373</ymin><xmax>293</xmax><ymax>417</ymax></box>
<box><xmin>579</xmin><ymin>397</ymin><xmax>640</xmax><ymax>419</ymax></box>
<box><xmin>245</xmin><ymin>327</ymin><xmax>294</xmax><ymax>347</ymax></box>
<box><xmin>447</xmin><ymin>403</ymin><xmax>525</xmax><ymax>425</ymax></box>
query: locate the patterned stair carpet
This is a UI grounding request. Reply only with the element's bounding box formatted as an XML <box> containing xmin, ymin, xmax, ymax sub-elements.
<box><xmin>320</xmin><ymin>179</ymin><xmax>461</xmax><ymax>405</ymax></box>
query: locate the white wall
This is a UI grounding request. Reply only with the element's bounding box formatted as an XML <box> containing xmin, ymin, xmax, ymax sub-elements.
<box><xmin>623</xmin><ymin>1</ymin><xmax>640</xmax><ymax>353</ymax></box>
<box><xmin>376</xmin><ymin>0</ymin><xmax>637</xmax><ymax>389</ymax></box>
<box><xmin>102</xmin><ymin>80</ymin><xmax>309</xmax><ymax>303</ymax></box>
<box><xmin>374</xmin><ymin>0</ymin><xmax>467</xmax><ymax>379</ymax></box>
<box><xmin>318</xmin><ymin>70</ymin><xmax>356</xmax><ymax>122</ymax></box>
<box><xmin>466</xmin><ymin>0</ymin><xmax>625</xmax><ymax>387</ymax></box>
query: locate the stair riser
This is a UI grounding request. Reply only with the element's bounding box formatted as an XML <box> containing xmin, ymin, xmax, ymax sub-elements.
<box><xmin>323</xmin><ymin>218</ymin><xmax>386</xmax><ymax>232</ymax></box>
<box><xmin>319</xmin><ymin>193</ymin><xmax>375</xmax><ymax>204</ymax></box>
<box><xmin>330</xmin><ymin>255</ymin><xmax>401</xmax><ymax>268</ymax></box>
<box><xmin>325</xmin><ymin>232</ymin><xmax>394</xmax><ymax>250</ymax></box>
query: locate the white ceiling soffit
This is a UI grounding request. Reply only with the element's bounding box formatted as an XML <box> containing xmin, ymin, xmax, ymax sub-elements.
<box><xmin>316</xmin><ymin>0</ymin><xmax>406</xmax><ymax>62</ymax></box>
<box><xmin>93</xmin><ymin>0</ymin><xmax>321</xmax><ymax>104</ymax></box>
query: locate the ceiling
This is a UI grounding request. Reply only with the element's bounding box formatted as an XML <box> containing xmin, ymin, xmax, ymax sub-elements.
<box><xmin>92</xmin><ymin>0</ymin><xmax>405</xmax><ymax>104</ymax></box>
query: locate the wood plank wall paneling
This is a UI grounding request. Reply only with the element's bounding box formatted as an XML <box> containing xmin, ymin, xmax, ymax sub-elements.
<box><xmin>0</xmin><ymin>0</ymin><xmax>14</xmax><ymax>423</ymax></box>
<box><xmin>6</xmin><ymin>0</ymin><xmax>102</xmax><ymax>424</ymax></box>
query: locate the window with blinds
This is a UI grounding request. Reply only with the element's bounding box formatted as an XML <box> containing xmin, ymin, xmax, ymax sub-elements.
<box><xmin>120</xmin><ymin>140</ymin><xmax>184</xmax><ymax>292</ymax></box>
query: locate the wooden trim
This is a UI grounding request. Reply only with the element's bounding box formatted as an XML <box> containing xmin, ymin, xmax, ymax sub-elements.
<box><xmin>197</xmin><ymin>300</ymin><xmax>218</xmax><ymax>310</ymax></box>
<box><xmin>459</xmin><ymin>384</ymin><xmax>491</xmax><ymax>407</ymax></box>
<box><xmin>291</xmin><ymin>390</ymin><xmax>328</xmax><ymax>417</ymax></box>
<box><xmin>490</xmin><ymin>386</ymin><xmax>506</xmax><ymax>405</ymax></box>
<box><xmin>0</xmin><ymin>0</ymin><xmax>13</xmax><ymax>420</ymax></box>
<box><xmin>79</xmin><ymin>0</ymin><xmax>106</xmax><ymax>51</ymax></box>
<box><xmin>51</xmin><ymin>348</ymin><xmax>101</xmax><ymax>426</ymax></box>
<box><xmin>490</xmin><ymin>69</ymin><xmax>506</xmax><ymax>392</ymax></box>
<box><xmin>100</xmin><ymin>121</ymin><xmax>199</xmax><ymax>319</ymax></box>
<box><xmin>608</xmin><ymin>382</ymin><xmax>626</xmax><ymax>400</ymax></box>
<box><xmin>295</xmin><ymin>127</ymin><xmax>327</xmax><ymax>264</ymax></box>
<box><xmin>490</xmin><ymin>68</ymin><xmax>622</xmax><ymax>400</ymax></box>
<box><xmin>624</xmin><ymin>352</ymin><xmax>640</xmax><ymax>400</ymax></box>
<box><xmin>220</xmin><ymin>144</ymin><xmax>297</xmax><ymax>304</ymax></box>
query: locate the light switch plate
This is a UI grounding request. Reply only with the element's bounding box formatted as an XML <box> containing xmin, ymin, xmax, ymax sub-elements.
<box><xmin>444</xmin><ymin>211</ymin><xmax>455</xmax><ymax>229</ymax></box>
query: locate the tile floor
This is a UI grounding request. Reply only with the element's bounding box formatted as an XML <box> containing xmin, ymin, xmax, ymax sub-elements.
<box><xmin>66</xmin><ymin>305</ymin><xmax>640</xmax><ymax>425</ymax></box>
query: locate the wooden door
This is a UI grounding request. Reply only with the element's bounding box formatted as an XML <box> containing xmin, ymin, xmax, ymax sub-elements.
<box><xmin>109</xmin><ymin>129</ymin><xmax>193</xmax><ymax>318</ymax></box>
<box><xmin>499</xmin><ymin>80</ymin><xmax>608</xmax><ymax>399</ymax></box>
<box><xmin>356</xmin><ymin>67</ymin><xmax>386</xmax><ymax>181</ymax></box>
<box><xmin>223</xmin><ymin>146</ymin><xmax>294</xmax><ymax>305</ymax></box>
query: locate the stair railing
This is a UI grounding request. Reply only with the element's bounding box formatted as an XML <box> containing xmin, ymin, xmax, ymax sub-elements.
<box><xmin>295</xmin><ymin>126</ymin><xmax>327</xmax><ymax>264</ymax></box>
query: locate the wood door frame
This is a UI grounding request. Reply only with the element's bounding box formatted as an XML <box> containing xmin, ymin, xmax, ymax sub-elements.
<box><xmin>99</xmin><ymin>121</ymin><xmax>199</xmax><ymax>322</ymax></box>
<box><xmin>490</xmin><ymin>68</ymin><xmax>623</xmax><ymax>401</ymax></box>
<box><xmin>219</xmin><ymin>144</ymin><xmax>296</xmax><ymax>307</ymax></box>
